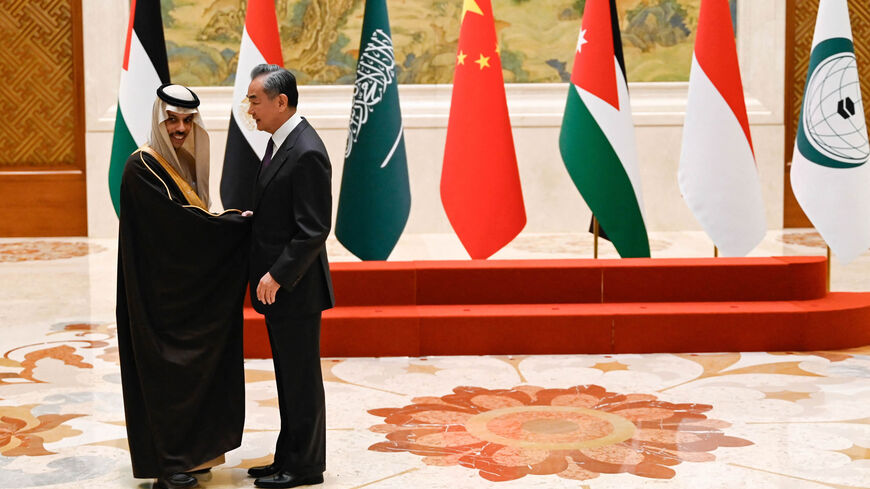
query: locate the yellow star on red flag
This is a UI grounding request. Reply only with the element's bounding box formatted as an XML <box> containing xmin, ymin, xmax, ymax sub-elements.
<box><xmin>475</xmin><ymin>54</ymin><xmax>490</xmax><ymax>69</ymax></box>
<box><xmin>441</xmin><ymin>0</ymin><xmax>526</xmax><ymax>259</ymax></box>
<box><xmin>462</xmin><ymin>0</ymin><xmax>483</xmax><ymax>19</ymax></box>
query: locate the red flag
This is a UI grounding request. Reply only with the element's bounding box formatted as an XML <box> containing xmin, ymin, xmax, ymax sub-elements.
<box><xmin>440</xmin><ymin>0</ymin><xmax>526</xmax><ymax>259</ymax></box>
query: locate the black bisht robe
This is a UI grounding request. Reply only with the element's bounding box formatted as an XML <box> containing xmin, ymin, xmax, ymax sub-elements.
<box><xmin>116</xmin><ymin>150</ymin><xmax>250</xmax><ymax>478</ymax></box>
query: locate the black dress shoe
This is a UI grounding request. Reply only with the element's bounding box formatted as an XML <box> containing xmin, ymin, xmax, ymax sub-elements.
<box><xmin>155</xmin><ymin>473</ymin><xmax>197</xmax><ymax>489</ymax></box>
<box><xmin>247</xmin><ymin>463</ymin><xmax>280</xmax><ymax>478</ymax></box>
<box><xmin>254</xmin><ymin>471</ymin><xmax>324</xmax><ymax>488</ymax></box>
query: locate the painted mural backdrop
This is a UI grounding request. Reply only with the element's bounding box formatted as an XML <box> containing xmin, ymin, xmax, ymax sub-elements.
<box><xmin>161</xmin><ymin>0</ymin><xmax>736</xmax><ymax>86</ymax></box>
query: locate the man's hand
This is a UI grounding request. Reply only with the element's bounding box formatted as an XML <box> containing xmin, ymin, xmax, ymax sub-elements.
<box><xmin>257</xmin><ymin>272</ymin><xmax>280</xmax><ymax>305</ymax></box>
<box><xmin>241</xmin><ymin>210</ymin><xmax>253</xmax><ymax>217</ymax></box>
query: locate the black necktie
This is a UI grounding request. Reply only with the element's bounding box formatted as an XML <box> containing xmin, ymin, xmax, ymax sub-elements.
<box><xmin>262</xmin><ymin>138</ymin><xmax>274</xmax><ymax>168</ymax></box>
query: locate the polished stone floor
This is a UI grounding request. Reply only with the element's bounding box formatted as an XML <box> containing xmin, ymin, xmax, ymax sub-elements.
<box><xmin>1</xmin><ymin>230</ymin><xmax>870</xmax><ymax>488</ymax></box>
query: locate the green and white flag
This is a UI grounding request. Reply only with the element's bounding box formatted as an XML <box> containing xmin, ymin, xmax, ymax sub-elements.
<box><xmin>559</xmin><ymin>0</ymin><xmax>649</xmax><ymax>257</ymax></box>
<box><xmin>109</xmin><ymin>0</ymin><xmax>170</xmax><ymax>216</ymax></box>
<box><xmin>336</xmin><ymin>0</ymin><xmax>410</xmax><ymax>261</ymax></box>
<box><xmin>792</xmin><ymin>0</ymin><xmax>870</xmax><ymax>263</ymax></box>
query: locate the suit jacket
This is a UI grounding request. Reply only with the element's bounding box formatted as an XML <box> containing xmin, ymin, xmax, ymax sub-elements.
<box><xmin>249</xmin><ymin>118</ymin><xmax>335</xmax><ymax>317</ymax></box>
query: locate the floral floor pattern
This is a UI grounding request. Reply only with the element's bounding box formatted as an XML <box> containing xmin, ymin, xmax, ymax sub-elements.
<box><xmin>2</xmin><ymin>237</ymin><xmax>870</xmax><ymax>488</ymax></box>
<box><xmin>3</xmin><ymin>321</ymin><xmax>870</xmax><ymax>488</ymax></box>
<box><xmin>367</xmin><ymin>384</ymin><xmax>752</xmax><ymax>482</ymax></box>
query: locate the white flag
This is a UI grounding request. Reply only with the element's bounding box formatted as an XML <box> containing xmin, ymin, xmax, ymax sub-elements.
<box><xmin>791</xmin><ymin>0</ymin><xmax>870</xmax><ymax>264</ymax></box>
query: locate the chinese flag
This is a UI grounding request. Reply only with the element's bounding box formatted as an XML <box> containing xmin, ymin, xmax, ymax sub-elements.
<box><xmin>440</xmin><ymin>0</ymin><xmax>526</xmax><ymax>259</ymax></box>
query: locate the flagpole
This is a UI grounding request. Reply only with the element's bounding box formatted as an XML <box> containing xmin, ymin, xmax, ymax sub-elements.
<box><xmin>714</xmin><ymin>246</ymin><xmax>719</xmax><ymax>258</ymax></box>
<box><xmin>826</xmin><ymin>245</ymin><xmax>831</xmax><ymax>292</ymax></box>
<box><xmin>593</xmin><ymin>216</ymin><xmax>599</xmax><ymax>259</ymax></box>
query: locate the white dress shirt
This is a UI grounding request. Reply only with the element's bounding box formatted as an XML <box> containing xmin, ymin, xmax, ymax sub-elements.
<box><xmin>269</xmin><ymin>111</ymin><xmax>303</xmax><ymax>157</ymax></box>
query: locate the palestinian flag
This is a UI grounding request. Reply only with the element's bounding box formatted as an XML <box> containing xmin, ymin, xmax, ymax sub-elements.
<box><xmin>559</xmin><ymin>0</ymin><xmax>649</xmax><ymax>258</ymax></box>
<box><xmin>219</xmin><ymin>0</ymin><xmax>283</xmax><ymax>211</ymax></box>
<box><xmin>109</xmin><ymin>0</ymin><xmax>169</xmax><ymax>216</ymax></box>
<box><xmin>440</xmin><ymin>0</ymin><xmax>526</xmax><ymax>260</ymax></box>
<box><xmin>792</xmin><ymin>0</ymin><xmax>870</xmax><ymax>263</ymax></box>
<box><xmin>678</xmin><ymin>0</ymin><xmax>765</xmax><ymax>256</ymax></box>
<box><xmin>335</xmin><ymin>0</ymin><xmax>410</xmax><ymax>261</ymax></box>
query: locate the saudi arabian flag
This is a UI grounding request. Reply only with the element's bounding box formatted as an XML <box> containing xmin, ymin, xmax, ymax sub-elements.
<box><xmin>335</xmin><ymin>0</ymin><xmax>410</xmax><ymax>261</ymax></box>
<box><xmin>109</xmin><ymin>0</ymin><xmax>170</xmax><ymax>216</ymax></box>
<box><xmin>791</xmin><ymin>0</ymin><xmax>870</xmax><ymax>264</ymax></box>
<box><xmin>559</xmin><ymin>0</ymin><xmax>649</xmax><ymax>258</ymax></box>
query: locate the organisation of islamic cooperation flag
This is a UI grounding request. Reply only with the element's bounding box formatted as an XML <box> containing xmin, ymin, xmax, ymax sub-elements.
<box><xmin>792</xmin><ymin>0</ymin><xmax>870</xmax><ymax>263</ymax></box>
<box><xmin>559</xmin><ymin>0</ymin><xmax>649</xmax><ymax>258</ymax></box>
<box><xmin>679</xmin><ymin>0</ymin><xmax>765</xmax><ymax>257</ymax></box>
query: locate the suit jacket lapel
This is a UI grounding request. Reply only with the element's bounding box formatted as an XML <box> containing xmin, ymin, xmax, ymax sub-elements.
<box><xmin>252</xmin><ymin>119</ymin><xmax>309</xmax><ymax>210</ymax></box>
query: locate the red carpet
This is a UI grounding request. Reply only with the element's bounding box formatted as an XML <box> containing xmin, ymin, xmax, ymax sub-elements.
<box><xmin>243</xmin><ymin>256</ymin><xmax>870</xmax><ymax>357</ymax></box>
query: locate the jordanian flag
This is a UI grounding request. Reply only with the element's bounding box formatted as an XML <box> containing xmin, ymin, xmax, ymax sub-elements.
<box><xmin>220</xmin><ymin>0</ymin><xmax>283</xmax><ymax>211</ymax></box>
<box><xmin>335</xmin><ymin>0</ymin><xmax>410</xmax><ymax>261</ymax></box>
<box><xmin>678</xmin><ymin>0</ymin><xmax>765</xmax><ymax>257</ymax></box>
<box><xmin>559</xmin><ymin>0</ymin><xmax>649</xmax><ymax>258</ymax></box>
<box><xmin>109</xmin><ymin>0</ymin><xmax>169</xmax><ymax>216</ymax></box>
<box><xmin>792</xmin><ymin>0</ymin><xmax>870</xmax><ymax>263</ymax></box>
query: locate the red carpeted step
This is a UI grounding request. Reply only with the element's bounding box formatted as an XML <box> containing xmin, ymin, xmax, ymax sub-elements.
<box><xmin>412</xmin><ymin>260</ymin><xmax>603</xmax><ymax>305</ymax></box>
<box><xmin>243</xmin><ymin>293</ymin><xmax>870</xmax><ymax>358</ymax></box>
<box><xmin>327</xmin><ymin>257</ymin><xmax>827</xmax><ymax>305</ymax></box>
<box><xmin>243</xmin><ymin>307</ymin><xmax>270</xmax><ymax>358</ymax></box>
<box><xmin>248</xmin><ymin>257</ymin><xmax>826</xmax><ymax>307</ymax></box>
<box><xmin>611</xmin><ymin>293</ymin><xmax>870</xmax><ymax>353</ymax></box>
<box><xmin>601</xmin><ymin>256</ymin><xmax>827</xmax><ymax>302</ymax></box>
<box><xmin>330</xmin><ymin>261</ymin><xmax>418</xmax><ymax>306</ymax></box>
<box><xmin>242</xmin><ymin>256</ymin><xmax>844</xmax><ymax>359</ymax></box>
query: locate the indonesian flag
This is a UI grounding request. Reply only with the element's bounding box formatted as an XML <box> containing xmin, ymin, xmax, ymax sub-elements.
<box><xmin>559</xmin><ymin>0</ymin><xmax>649</xmax><ymax>258</ymax></box>
<box><xmin>792</xmin><ymin>0</ymin><xmax>870</xmax><ymax>264</ymax></box>
<box><xmin>108</xmin><ymin>0</ymin><xmax>169</xmax><ymax>217</ymax></box>
<box><xmin>219</xmin><ymin>0</ymin><xmax>283</xmax><ymax>211</ymax></box>
<box><xmin>678</xmin><ymin>0</ymin><xmax>765</xmax><ymax>257</ymax></box>
<box><xmin>440</xmin><ymin>0</ymin><xmax>526</xmax><ymax>260</ymax></box>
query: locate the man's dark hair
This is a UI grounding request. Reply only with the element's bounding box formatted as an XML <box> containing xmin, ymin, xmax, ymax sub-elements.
<box><xmin>250</xmin><ymin>64</ymin><xmax>298</xmax><ymax>108</ymax></box>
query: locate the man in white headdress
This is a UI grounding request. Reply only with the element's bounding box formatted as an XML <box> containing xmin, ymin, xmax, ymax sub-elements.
<box><xmin>141</xmin><ymin>83</ymin><xmax>212</xmax><ymax>209</ymax></box>
<box><xmin>116</xmin><ymin>84</ymin><xmax>251</xmax><ymax>489</ymax></box>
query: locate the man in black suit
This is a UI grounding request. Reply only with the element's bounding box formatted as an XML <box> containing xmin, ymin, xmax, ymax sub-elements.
<box><xmin>243</xmin><ymin>64</ymin><xmax>334</xmax><ymax>489</ymax></box>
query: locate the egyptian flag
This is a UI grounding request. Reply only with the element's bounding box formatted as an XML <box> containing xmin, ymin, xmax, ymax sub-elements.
<box><xmin>440</xmin><ymin>0</ymin><xmax>526</xmax><ymax>260</ymax></box>
<box><xmin>559</xmin><ymin>0</ymin><xmax>649</xmax><ymax>258</ymax></box>
<box><xmin>792</xmin><ymin>0</ymin><xmax>870</xmax><ymax>263</ymax></box>
<box><xmin>108</xmin><ymin>0</ymin><xmax>169</xmax><ymax>217</ymax></box>
<box><xmin>678</xmin><ymin>0</ymin><xmax>765</xmax><ymax>256</ymax></box>
<box><xmin>220</xmin><ymin>0</ymin><xmax>283</xmax><ymax>211</ymax></box>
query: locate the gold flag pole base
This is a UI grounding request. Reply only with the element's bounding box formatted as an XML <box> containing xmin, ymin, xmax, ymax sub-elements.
<box><xmin>593</xmin><ymin>217</ymin><xmax>599</xmax><ymax>260</ymax></box>
<box><xmin>714</xmin><ymin>246</ymin><xmax>719</xmax><ymax>258</ymax></box>
<box><xmin>826</xmin><ymin>245</ymin><xmax>831</xmax><ymax>292</ymax></box>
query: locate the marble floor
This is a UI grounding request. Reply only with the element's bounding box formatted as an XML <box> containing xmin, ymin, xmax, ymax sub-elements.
<box><xmin>1</xmin><ymin>230</ymin><xmax>870</xmax><ymax>489</ymax></box>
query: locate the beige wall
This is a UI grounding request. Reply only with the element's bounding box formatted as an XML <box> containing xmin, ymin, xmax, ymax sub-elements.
<box><xmin>84</xmin><ymin>1</ymin><xmax>786</xmax><ymax>247</ymax></box>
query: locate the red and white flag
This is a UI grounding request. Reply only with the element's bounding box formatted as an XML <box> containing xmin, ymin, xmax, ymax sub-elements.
<box><xmin>219</xmin><ymin>0</ymin><xmax>283</xmax><ymax>210</ymax></box>
<box><xmin>678</xmin><ymin>0</ymin><xmax>765</xmax><ymax>256</ymax></box>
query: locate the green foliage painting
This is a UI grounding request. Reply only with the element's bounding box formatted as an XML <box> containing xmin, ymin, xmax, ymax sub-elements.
<box><xmin>160</xmin><ymin>0</ymin><xmax>737</xmax><ymax>86</ymax></box>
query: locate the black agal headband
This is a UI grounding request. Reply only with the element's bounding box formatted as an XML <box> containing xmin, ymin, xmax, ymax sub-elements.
<box><xmin>156</xmin><ymin>83</ymin><xmax>200</xmax><ymax>109</ymax></box>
